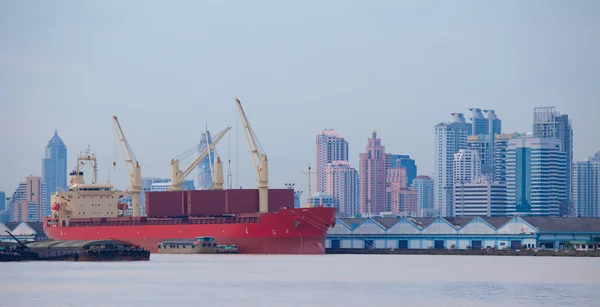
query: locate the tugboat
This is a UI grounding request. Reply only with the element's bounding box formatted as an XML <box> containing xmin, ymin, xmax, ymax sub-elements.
<box><xmin>157</xmin><ymin>237</ymin><xmax>217</xmax><ymax>254</ymax></box>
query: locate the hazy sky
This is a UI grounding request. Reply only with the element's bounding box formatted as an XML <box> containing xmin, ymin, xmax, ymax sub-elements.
<box><xmin>1</xmin><ymin>1</ymin><xmax>599</xmax><ymax>198</ymax></box>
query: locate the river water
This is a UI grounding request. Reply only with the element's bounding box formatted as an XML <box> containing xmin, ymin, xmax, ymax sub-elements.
<box><xmin>1</xmin><ymin>254</ymin><xmax>599</xmax><ymax>307</ymax></box>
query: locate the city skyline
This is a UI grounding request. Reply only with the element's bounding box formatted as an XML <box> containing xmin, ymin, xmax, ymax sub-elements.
<box><xmin>1</xmin><ymin>1</ymin><xmax>599</xmax><ymax>197</ymax></box>
<box><xmin>1</xmin><ymin>105</ymin><xmax>598</xmax><ymax>219</ymax></box>
<box><xmin>1</xmin><ymin>106</ymin><xmax>598</xmax><ymax>201</ymax></box>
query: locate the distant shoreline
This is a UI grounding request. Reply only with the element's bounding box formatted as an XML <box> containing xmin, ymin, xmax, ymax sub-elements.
<box><xmin>325</xmin><ymin>248</ymin><xmax>600</xmax><ymax>257</ymax></box>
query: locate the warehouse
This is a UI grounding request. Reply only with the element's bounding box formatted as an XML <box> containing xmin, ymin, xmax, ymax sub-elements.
<box><xmin>0</xmin><ymin>222</ymin><xmax>47</xmax><ymax>242</ymax></box>
<box><xmin>326</xmin><ymin>216</ymin><xmax>600</xmax><ymax>251</ymax></box>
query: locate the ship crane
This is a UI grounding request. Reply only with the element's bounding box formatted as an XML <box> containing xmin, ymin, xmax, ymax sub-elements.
<box><xmin>170</xmin><ymin>126</ymin><xmax>232</xmax><ymax>191</ymax></box>
<box><xmin>112</xmin><ymin>115</ymin><xmax>142</xmax><ymax>217</ymax></box>
<box><xmin>235</xmin><ymin>97</ymin><xmax>269</xmax><ymax>213</ymax></box>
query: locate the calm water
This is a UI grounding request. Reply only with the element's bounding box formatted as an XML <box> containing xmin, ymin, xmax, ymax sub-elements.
<box><xmin>1</xmin><ymin>254</ymin><xmax>599</xmax><ymax>307</ymax></box>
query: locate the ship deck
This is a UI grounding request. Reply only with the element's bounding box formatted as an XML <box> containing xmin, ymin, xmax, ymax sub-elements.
<box><xmin>64</xmin><ymin>215</ymin><xmax>261</xmax><ymax>227</ymax></box>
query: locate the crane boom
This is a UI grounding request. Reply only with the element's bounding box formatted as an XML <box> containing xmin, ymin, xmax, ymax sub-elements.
<box><xmin>112</xmin><ymin>115</ymin><xmax>141</xmax><ymax>217</ymax></box>
<box><xmin>235</xmin><ymin>97</ymin><xmax>269</xmax><ymax>213</ymax></box>
<box><xmin>171</xmin><ymin>126</ymin><xmax>232</xmax><ymax>191</ymax></box>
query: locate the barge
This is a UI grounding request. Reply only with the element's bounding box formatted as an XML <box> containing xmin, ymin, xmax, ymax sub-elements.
<box><xmin>157</xmin><ymin>237</ymin><xmax>217</xmax><ymax>254</ymax></box>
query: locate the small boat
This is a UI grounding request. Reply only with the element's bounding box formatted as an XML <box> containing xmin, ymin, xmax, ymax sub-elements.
<box><xmin>157</xmin><ymin>237</ymin><xmax>217</xmax><ymax>254</ymax></box>
<box><xmin>216</xmin><ymin>244</ymin><xmax>239</xmax><ymax>254</ymax></box>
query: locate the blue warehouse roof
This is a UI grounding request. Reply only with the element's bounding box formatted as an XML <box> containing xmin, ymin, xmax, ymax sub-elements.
<box><xmin>332</xmin><ymin>216</ymin><xmax>600</xmax><ymax>235</ymax></box>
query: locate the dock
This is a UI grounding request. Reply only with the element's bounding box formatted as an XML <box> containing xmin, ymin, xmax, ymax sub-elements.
<box><xmin>326</xmin><ymin>248</ymin><xmax>600</xmax><ymax>257</ymax></box>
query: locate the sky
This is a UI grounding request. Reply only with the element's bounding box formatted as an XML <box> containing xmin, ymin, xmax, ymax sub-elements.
<box><xmin>1</xmin><ymin>1</ymin><xmax>599</xmax><ymax>199</ymax></box>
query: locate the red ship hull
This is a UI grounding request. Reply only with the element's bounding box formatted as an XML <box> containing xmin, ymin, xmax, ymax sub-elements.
<box><xmin>43</xmin><ymin>207</ymin><xmax>336</xmax><ymax>254</ymax></box>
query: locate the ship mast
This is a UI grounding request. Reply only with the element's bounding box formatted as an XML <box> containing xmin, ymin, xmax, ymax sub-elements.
<box><xmin>75</xmin><ymin>146</ymin><xmax>98</xmax><ymax>186</ymax></box>
<box><xmin>112</xmin><ymin>115</ymin><xmax>141</xmax><ymax>217</ymax></box>
<box><xmin>227</xmin><ymin>159</ymin><xmax>232</xmax><ymax>189</ymax></box>
<box><xmin>235</xmin><ymin>97</ymin><xmax>269</xmax><ymax>213</ymax></box>
<box><xmin>301</xmin><ymin>163</ymin><xmax>315</xmax><ymax>208</ymax></box>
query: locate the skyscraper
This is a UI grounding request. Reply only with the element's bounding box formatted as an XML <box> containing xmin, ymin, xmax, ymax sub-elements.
<box><xmin>386</xmin><ymin>167</ymin><xmax>407</xmax><ymax>213</ymax></box>
<box><xmin>325</xmin><ymin>161</ymin><xmax>359</xmax><ymax>216</ymax></box>
<box><xmin>468</xmin><ymin>108</ymin><xmax>502</xmax><ymax>137</ymax></box>
<box><xmin>467</xmin><ymin>109</ymin><xmax>501</xmax><ymax>180</ymax></box>
<box><xmin>453</xmin><ymin>177</ymin><xmax>509</xmax><ymax>217</ymax></box>
<box><xmin>467</xmin><ymin>134</ymin><xmax>493</xmax><ymax>179</ymax></box>
<box><xmin>469</xmin><ymin>108</ymin><xmax>487</xmax><ymax>136</ymax></box>
<box><xmin>42</xmin><ymin>130</ymin><xmax>67</xmax><ymax>216</ymax></box>
<box><xmin>485</xmin><ymin>110</ymin><xmax>502</xmax><ymax>137</ymax></box>
<box><xmin>434</xmin><ymin>114</ymin><xmax>470</xmax><ymax>217</ymax></box>
<box><xmin>386</xmin><ymin>154</ymin><xmax>417</xmax><ymax>186</ymax></box>
<box><xmin>392</xmin><ymin>188</ymin><xmax>418</xmax><ymax>217</ymax></box>
<box><xmin>506</xmin><ymin>137</ymin><xmax>567</xmax><ymax>216</ymax></box>
<box><xmin>197</xmin><ymin>131</ymin><xmax>214</xmax><ymax>190</ymax></box>
<box><xmin>453</xmin><ymin>149</ymin><xmax>481</xmax><ymax>185</ymax></box>
<box><xmin>359</xmin><ymin>131</ymin><xmax>387</xmax><ymax>215</ymax></box>
<box><xmin>11</xmin><ymin>177</ymin><xmax>46</xmax><ymax>222</ymax></box>
<box><xmin>0</xmin><ymin>191</ymin><xmax>5</xmax><ymax>212</ymax></box>
<box><xmin>413</xmin><ymin>176</ymin><xmax>434</xmax><ymax>217</ymax></box>
<box><xmin>316</xmin><ymin>129</ymin><xmax>349</xmax><ymax>193</ymax></box>
<box><xmin>573</xmin><ymin>152</ymin><xmax>600</xmax><ymax>217</ymax></box>
<box><xmin>533</xmin><ymin>107</ymin><xmax>573</xmax><ymax>215</ymax></box>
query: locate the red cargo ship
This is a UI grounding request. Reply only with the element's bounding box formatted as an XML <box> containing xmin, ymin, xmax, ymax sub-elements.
<box><xmin>43</xmin><ymin>98</ymin><xmax>337</xmax><ymax>254</ymax></box>
<box><xmin>44</xmin><ymin>207</ymin><xmax>335</xmax><ymax>254</ymax></box>
<box><xmin>43</xmin><ymin>154</ymin><xmax>336</xmax><ymax>254</ymax></box>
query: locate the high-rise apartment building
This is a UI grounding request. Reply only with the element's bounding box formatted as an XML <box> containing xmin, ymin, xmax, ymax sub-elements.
<box><xmin>0</xmin><ymin>191</ymin><xmax>5</xmax><ymax>212</ymax></box>
<box><xmin>434</xmin><ymin>114</ymin><xmax>470</xmax><ymax>217</ymax></box>
<box><xmin>316</xmin><ymin>129</ymin><xmax>349</xmax><ymax>193</ymax></box>
<box><xmin>506</xmin><ymin>137</ymin><xmax>567</xmax><ymax>216</ymax></box>
<box><xmin>573</xmin><ymin>152</ymin><xmax>600</xmax><ymax>217</ymax></box>
<box><xmin>453</xmin><ymin>149</ymin><xmax>481</xmax><ymax>185</ymax></box>
<box><xmin>42</xmin><ymin>130</ymin><xmax>67</xmax><ymax>216</ymax></box>
<box><xmin>391</xmin><ymin>188</ymin><xmax>418</xmax><ymax>217</ymax></box>
<box><xmin>494</xmin><ymin>133</ymin><xmax>530</xmax><ymax>184</ymax></box>
<box><xmin>533</xmin><ymin>107</ymin><xmax>573</xmax><ymax>215</ymax></box>
<box><xmin>386</xmin><ymin>166</ymin><xmax>407</xmax><ymax>212</ymax></box>
<box><xmin>325</xmin><ymin>161</ymin><xmax>360</xmax><ymax>216</ymax></box>
<box><xmin>413</xmin><ymin>176</ymin><xmax>435</xmax><ymax>217</ymax></box>
<box><xmin>197</xmin><ymin>131</ymin><xmax>215</xmax><ymax>190</ymax></box>
<box><xmin>467</xmin><ymin>109</ymin><xmax>501</xmax><ymax>180</ymax></box>
<box><xmin>467</xmin><ymin>134</ymin><xmax>493</xmax><ymax>179</ymax></box>
<box><xmin>386</xmin><ymin>154</ymin><xmax>417</xmax><ymax>186</ymax></box>
<box><xmin>11</xmin><ymin>177</ymin><xmax>46</xmax><ymax>222</ymax></box>
<box><xmin>359</xmin><ymin>131</ymin><xmax>387</xmax><ymax>215</ymax></box>
<box><xmin>468</xmin><ymin>108</ymin><xmax>502</xmax><ymax>136</ymax></box>
<box><xmin>453</xmin><ymin>177</ymin><xmax>509</xmax><ymax>217</ymax></box>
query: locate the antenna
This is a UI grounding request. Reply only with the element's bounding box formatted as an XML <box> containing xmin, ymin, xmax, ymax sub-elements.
<box><xmin>235</xmin><ymin>101</ymin><xmax>239</xmax><ymax>189</ymax></box>
<box><xmin>227</xmin><ymin>159</ymin><xmax>232</xmax><ymax>189</ymax></box>
<box><xmin>301</xmin><ymin>163</ymin><xmax>316</xmax><ymax>207</ymax></box>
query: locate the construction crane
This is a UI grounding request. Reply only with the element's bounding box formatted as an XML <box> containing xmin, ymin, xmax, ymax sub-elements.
<box><xmin>235</xmin><ymin>97</ymin><xmax>269</xmax><ymax>213</ymax></box>
<box><xmin>170</xmin><ymin>126</ymin><xmax>232</xmax><ymax>191</ymax></box>
<box><xmin>112</xmin><ymin>115</ymin><xmax>142</xmax><ymax>217</ymax></box>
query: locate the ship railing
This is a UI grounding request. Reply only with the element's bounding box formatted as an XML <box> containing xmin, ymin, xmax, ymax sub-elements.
<box><xmin>146</xmin><ymin>218</ymin><xmax>184</xmax><ymax>225</ymax></box>
<box><xmin>187</xmin><ymin>216</ymin><xmax>259</xmax><ymax>225</ymax></box>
